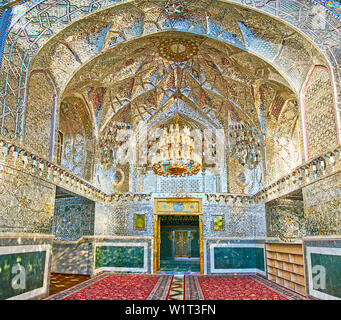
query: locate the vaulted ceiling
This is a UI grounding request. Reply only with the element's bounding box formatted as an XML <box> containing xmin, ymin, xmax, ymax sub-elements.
<box><xmin>25</xmin><ymin>0</ymin><xmax>328</xmax><ymax>139</ymax></box>
<box><xmin>60</xmin><ymin>32</ymin><xmax>294</xmax><ymax>135</ymax></box>
<box><xmin>1</xmin><ymin>0</ymin><xmax>338</xmax><ymax>190</ymax></box>
<box><xmin>1</xmin><ymin>0</ymin><xmax>339</xmax><ymax>149</ymax></box>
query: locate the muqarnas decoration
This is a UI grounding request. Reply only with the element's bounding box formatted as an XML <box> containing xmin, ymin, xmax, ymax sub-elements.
<box><xmin>266</xmin><ymin>199</ymin><xmax>306</xmax><ymax>241</ymax></box>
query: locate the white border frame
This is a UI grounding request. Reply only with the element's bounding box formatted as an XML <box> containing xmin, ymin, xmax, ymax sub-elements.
<box><xmin>0</xmin><ymin>245</ymin><xmax>51</xmax><ymax>300</ymax></box>
<box><xmin>94</xmin><ymin>242</ymin><xmax>149</xmax><ymax>274</ymax></box>
<box><xmin>210</xmin><ymin>243</ymin><xmax>266</xmax><ymax>276</ymax></box>
<box><xmin>306</xmin><ymin>246</ymin><xmax>341</xmax><ymax>300</ymax></box>
<box><xmin>204</xmin><ymin>240</ymin><xmax>207</xmax><ymax>275</ymax></box>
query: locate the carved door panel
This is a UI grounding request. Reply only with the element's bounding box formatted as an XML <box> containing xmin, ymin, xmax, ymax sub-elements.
<box><xmin>174</xmin><ymin>231</ymin><xmax>188</xmax><ymax>257</ymax></box>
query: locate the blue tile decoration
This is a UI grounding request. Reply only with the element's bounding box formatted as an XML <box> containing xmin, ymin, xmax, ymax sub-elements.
<box><xmin>2</xmin><ymin>1</ymin><xmax>42</xmax><ymax>26</ymax></box>
<box><xmin>0</xmin><ymin>8</ymin><xmax>11</xmax><ymax>70</ymax></box>
<box><xmin>52</xmin><ymin>196</ymin><xmax>95</xmax><ymax>241</ymax></box>
<box><xmin>0</xmin><ymin>1</ymin><xmax>13</xmax><ymax>6</ymax></box>
<box><xmin>310</xmin><ymin>0</ymin><xmax>341</xmax><ymax>20</ymax></box>
<box><xmin>172</xmin><ymin>202</ymin><xmax>184</xmax><ymax>211</ymax></box>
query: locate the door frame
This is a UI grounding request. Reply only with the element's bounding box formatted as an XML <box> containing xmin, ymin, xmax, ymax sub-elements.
<box><xmin>153</xmin><ymin>198</ymin><xmax>204</xmax><ymax>274</ymax></box>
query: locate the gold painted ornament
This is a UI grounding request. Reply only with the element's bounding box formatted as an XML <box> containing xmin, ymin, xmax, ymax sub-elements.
<box><xmin>151</xmin><ymin>116</ymin><xmax>201</xmax><ymax>177</ymax></box>
<box><xmin>158</xmin><ymin>38</ymin><xmax>198</xmax><ymax>62</ymax></box>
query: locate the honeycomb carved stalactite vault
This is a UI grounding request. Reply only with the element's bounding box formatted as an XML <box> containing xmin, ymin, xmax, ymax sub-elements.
<box><xmin>303</xmin><ymin>173</ymin><xmax>341</xmax><ymax>236</ymax></box>
<box><xmin>265</xmin><ymin>198</ymin><xmax>306</xmax><ymax>241</ymax></box>
<box><xmin>59</xmin><ymin>97</ymin><xmax>95</xmax><ymax>182</ymax></box>
<box><xmin>0</xmin><ymin>0</ymin><xmax>340</xmax><ymax>147</ymax></box>
<box><xmin>266</xmin><ymin>97</ymin><xmax>302</xmax><ymax>183</ymax></box>
<box><xmin>24</xmin><ymin>70</ymin><xmax>57</xmax><ymax>160</ymax></box>
<box><xmin>301</xmin><ymin>66</ymin><xmax>339</xmax><ymax>160</ymax></box>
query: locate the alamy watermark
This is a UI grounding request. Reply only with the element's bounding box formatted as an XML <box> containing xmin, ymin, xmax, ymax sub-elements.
<box><xmin>312</xmin><ymin>265</ymin><xmax>326</xmax><ymax>290</ymax></box>
<box><xmin>11</xmin><ymin>263</ymin><xmax>26</xmax><ymax>290</ymax></box>
<box><xmin>109</xmin><ymin>123</ymin><xmax>228</xmax><ymax>174</ymax></box>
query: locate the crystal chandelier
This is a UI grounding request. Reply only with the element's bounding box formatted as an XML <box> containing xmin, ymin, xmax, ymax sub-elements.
<box><xmin>151</xmin><ymin>117</ymin><xmax>201</xmax><ymax>177</ymax></box>
<box><xmin>227</xmin><ymin>120</ymin><xmax>261</xmax><ymax>168</ymax></box>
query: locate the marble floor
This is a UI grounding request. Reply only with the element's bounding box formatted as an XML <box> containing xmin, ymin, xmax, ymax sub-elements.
<box><xmin>159</xmin><ymin>259</ymin><xmax>200</xmax><ymax>273</ymax></box>
<box><xmin>49</xmin><ymin>273</ymin><xmax>90</xmax><ymax>296</ymax></box>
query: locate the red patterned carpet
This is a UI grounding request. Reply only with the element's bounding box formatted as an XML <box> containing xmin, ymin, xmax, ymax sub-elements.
<box><xmin>185</xmin><ymin>275</ymin><xmax>308</xmax><ymax>300</ymax></box>
<box><xmin>46</xmin><ymin>273</ymin><xmax>308</xmax><ymax>300</ymax></box>
<box><xmin>167</xmin><ymin>276</ymin><xmax>185</xmax><ymax>300</ymax></box>
<box><xmin>45</xmin><ymin>273</ymin><xmax>173</xmax><ymax>300</ymax></box>
<box><xmin>198</xmin><ymin>276</ymin><xmax>287</xmax><ymax>300</ymax></box>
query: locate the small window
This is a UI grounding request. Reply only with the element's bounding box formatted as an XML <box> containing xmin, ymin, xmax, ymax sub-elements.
<box><xmin>212</xmin><ymin>215</ymin><xmax>224</xmax><ymax>231</ymax></box>
<box><xmin>56</xmin><ymin>131</ymin><xmax>64</xmax><ymax>165</ymax></box>
<box><xmin>135</xmin><ymin>214</ymin><xmax>146</xmax><ymax>230</ymax></box>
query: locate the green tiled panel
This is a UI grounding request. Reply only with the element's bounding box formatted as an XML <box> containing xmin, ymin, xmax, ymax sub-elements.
<box><xmin>255</xmin><ymin>247</ymin><xmax>265</xmax><ymax>271</ymax></box>
<box><xmin>311</xmin><ymin>253</ymin><xmax>341</xmax><ymax>298</ymax></box>
<box><xmin>214</xmin><ymin>247</ymin><xmax>264</xmax><ymax>271</ymax></box>
<box><xmin>190</xmin><ymin>232</ymin><xmax>200</xmax><ymax>258</ymax></box>
<box><xmin>160</xmin><ymin>232</ymin><xmax>173</xmax><ymax>259</ymax></box>
<box><xmin>0</xmin><ymin>251</ymin><xmax>46</xmax><ymax>300</ymax></box>
<box><xmin>95</xmin><ymin>246</ymin><xmax>144</xmax><ymax>269</ymax></box>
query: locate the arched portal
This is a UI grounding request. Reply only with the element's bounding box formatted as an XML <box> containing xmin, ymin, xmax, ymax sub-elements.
<box><xmin>0</xmin><ymin>0</ymin><xmax>340</xmax><ymax>301</ymax></box>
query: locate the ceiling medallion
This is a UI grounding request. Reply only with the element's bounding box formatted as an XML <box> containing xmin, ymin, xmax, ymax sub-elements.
<box><xmin>151</xmin><ymin>116</ymin><xmax>201</xmax><ymax>177</ymax></box>
<box><xmin>158</xmin><ymin>38</ymin><xmax>198</xmax><ymax>62</ymax></box>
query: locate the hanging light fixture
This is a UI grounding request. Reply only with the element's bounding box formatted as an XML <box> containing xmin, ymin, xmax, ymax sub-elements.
<box><xmin>151</xmin><ymin>116</ymin><xmax>201</xmax><ymax>177</ymax></box>
<box><xmin>227</xmin><ymin>120</ymin><xmax>261</xmax><ymax>168</ymax></box>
